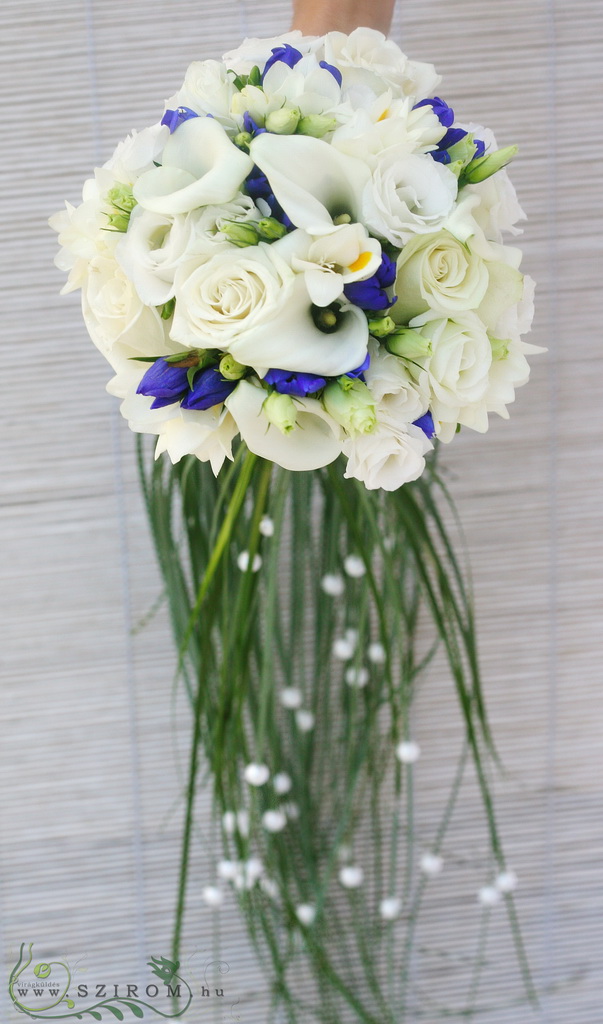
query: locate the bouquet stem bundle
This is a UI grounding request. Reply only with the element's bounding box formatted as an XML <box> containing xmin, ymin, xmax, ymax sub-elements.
<box><xmin>138</xmin><ymin>440</ymin><xmax>533</xmax><ymax>1022</ymax></box>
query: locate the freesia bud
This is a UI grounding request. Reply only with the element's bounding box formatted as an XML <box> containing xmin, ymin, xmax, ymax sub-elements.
<box><xmin>323</xmin><ymin>379</ymin><xmax>376</xmax><ymax>436</ymax></box>
<box><xmin>463</xmin><ymin>145</ymin><xmax>518</xmax><ymax>184</ymax></box>
<box><xmin>263</xmin><ymin>391</ymin><xmax>298</xmax><ymax>434</ymax></box>
<box><xmin>265</xmin><ymin>106</ymin><xmax>301</xmax><ymax>135</ymax></box>
<box><xmin>297</xmin><ymin>114</ymin><xmax>337</xmax><ymax>138</ymax></box>
<box><xmin>219</xmin><ymin>220</ymin><xmax>259</xmax><ymax>247</ymax></box>
<box><xmin>387</xmin><ymin>328</ymin><xmax>431</xmax><ymax>360</ymax></box>
<box><xmin>233</xmin><ymin>131</ymin><xmax>253</xmax><ymax>149</ymax></box>
<box><xmin>219</xmin><ymin>354</ymin><xmax>246</xmax><ymax>380</ymax></box>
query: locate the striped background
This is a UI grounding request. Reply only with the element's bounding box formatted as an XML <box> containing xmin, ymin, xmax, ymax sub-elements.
<box><xmin>1</xmin><ymin>1</ymin><xmax>602</xmax><ymax>1020</ymax></box>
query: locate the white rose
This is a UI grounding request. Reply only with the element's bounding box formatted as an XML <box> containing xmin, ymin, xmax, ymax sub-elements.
<box><xmin>323</xmin><ymin>28</ymin><xmax>440</xmax><ymax>99</ymax></box>
<box><xmin>409</xmin><ymin>311</ymin><xmax>493</xmax><ymax>438</ymax></box>
<box><xmin>116</xmin><ymin>196</ymin><xmax>258</xmax><ymax>306</ymax></box>
<box><xmin>225</xmin><ymin>379</ymin><xmax>342</xmax><ymax>471</ymax></box>
<box><xmin>171</xmin><ymin>240</ymin><xmax>294</xmax><ymax>350</ymax></box>
<box><xmin>133</xmin><ymin>116</ymin><xmax>253</xmax><ymax>216</ymax></box>
<box><xmin>362</xmin><ymin>150</ymin><xmax>457</xmax><ymax>246</ymax></box>
<box><xmin>391</xmin><ymin>230</ymin><xmax>489</xmax><ymax>323</ymax></box>
<box><xmin>167</xmin><ymin>59</ymin><xmax>237</xmax><ymax>124</ymax></box>
<box><xmin>343</xmin><ymin>416</ymin><xmax>431</xmax><ymax>491</ymax></box>
<box><xmin>81</xmin><ymin>256</ymin><xmax>168</xmax><ymax>360</ymax></box>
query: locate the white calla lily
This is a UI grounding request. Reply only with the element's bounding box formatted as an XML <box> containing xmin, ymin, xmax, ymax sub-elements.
<box><xmin>133</xmin><ymin>117</ymin><xmax>253</xmax><ymax>215</ymax></box>
<box><xmin>225</xmin><ymin>380</ymin><xmax>343</xmax><ymax>471</ymax></box>
<box><xmin>250</xmin><ymin>133</ymin><xmax>370</xmax><ymax>234</ymax></box>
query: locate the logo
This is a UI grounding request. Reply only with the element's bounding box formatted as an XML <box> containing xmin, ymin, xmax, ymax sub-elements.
<box><xmin>9</xmin><ymin>944</ymin><xmax>194</xmax><ymax>1020</ymax></box>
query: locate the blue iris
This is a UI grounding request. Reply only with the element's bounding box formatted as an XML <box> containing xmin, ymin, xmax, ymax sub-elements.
<box><xmin>180</xmin><ymin>367</ymin><xmax>237</xmax><ymax>411</ymax></box>
<box><xmin>413</xmin><ymin>412</ymin><xmax>436</xmax><ymax>439</ymax></box>
<box><xmin>137</xmin><ymin>358</ymin><xmax>190</xmax><ymax>409</ymax></box>
<box><xmin>264</xmin><ymin>368</ymin><xmax>326</xmax><ymax>396</ymax></box>
<box><xmin>319</xmin><ymin>60</ymin><xmax>343</xmax><ymax>86</ymax></box>
<box><xmin>413</xmin><ymin>97</ymin><xmax>455</xmax><ymax>127</ymax></box>
<box><xmin>344</xmin><ymin>253</ymin><xmax>397</xmax><ymax>312</ymax></box>
<box><xmin>262</xmin><ymin>45</ymin><xmax>303</xmax><ymax>81</ymax></box>
<box><xmin>161</xmin><ymin>106</ymin><xmax>199</xmax><ymax>134</ymax></box>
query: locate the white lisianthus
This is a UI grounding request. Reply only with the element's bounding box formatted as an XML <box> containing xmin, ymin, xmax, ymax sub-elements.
<box><xmin>364</xmin><ymin>339</ymin><xmax>428</xmax><ymax>416</ymax></box>
<box><xmin>103</xmin><ymin>124</ymin><xmax>167</xmax><ymax>183</ymax></box>
<box><xmin>167</xmin><ymin>59</ymin><xmax>238</xmax><ymax>124</ymax></box>
<box><xmin>225</xmin><ymin>379</ymin><xmax>343</xmax><ymax>471</ymax></box>
<box><xmin>461</xmin><ymin>127</ymin><xmax>526</xmax><ymax>241</ymax></box>
<box><xmin>250</xmin><ymin>133</ymin><xmax>370</xmax><ymax>235</ymax></box>
<box><xmin>81</xmin><ymin>256</ymin><xmax>168</xmax><ymax>359</ymax></box>
<box><xmin>133</xmin><ymin>116</ymin><xmax>253</xmax><ymax>215</ymax></box>
<box><xmin>332</xmin><ymin>95</ymin><xmax>445</xmax><ymax>161</ymax></box>
<box><xmin>408</xmin><ymin>311</ymin><xmax>493</xmax><ymax>439</ymax></box>
<box><xmin>324</xmin><ymin>28</ymin><xmax>440</xmax><ymax>99</ymax></box>
<box><xmin>49</xmin><ymin>182</ymin><xmax>117</xmax><ymax>293</ymax></box>
<box><xmin>116</xmin><ymin>196</ymin><xmax>260</xmax><ymax>307</ymax></box>
<box><xmin>391</xmin><ymin>230</ymin><xmax>490</xmax><ymax>323</ymax></box>
<box><xmin>362</xmin><ymin>150</ymin><xmax>458</xmax><ymax>246</ymax></box>
<box><xmin>343</xmin><ymin>414</ymin><xmax>431</xmax><ymax>491</ymax></box>
<box><xmin>222</xmin><ymin>32</ymin><xmax>320</xmax><ymax>75</ymax></box>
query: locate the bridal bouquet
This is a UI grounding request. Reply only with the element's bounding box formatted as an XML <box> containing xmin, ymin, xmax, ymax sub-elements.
<box><xmin>51</xmin><ymin>28</ymin><xmax>540</xmax><ymax>1022</ymax></box>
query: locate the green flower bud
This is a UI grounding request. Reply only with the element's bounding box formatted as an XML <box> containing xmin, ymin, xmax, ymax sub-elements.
<box><xmin>105</xmin><ymin>212</ymin><xmax>130</xmax><ymax>232</ymax></box>
<box><xmin>106</xmin><ymin>183</ymin><xmax>137</xmax><ymax>213</ymax></box>
<box><xmin>297</xmin><ymin>114</ymin><xmax>337</xmax><ymax>138</ymax></box>
<box><xmin>462</xmin><ymin>145</ymin><xmax>518</xmax><ymax>184</ymax></box>
<box><xmin>264</xmin><ymin>391</ymin><xmax>298</xmax><ymax>434</ymax></box>
<box><xmin>446</xmin><ymin>134</ymin><xmax>479</xmax><ymax>168</ymax></box>
<box><xmin>323</xmin><ymin>379</ymin><xmax>376</xmax><ymax>436</ymax></box>
<box><xmin>233</xmin><ymin>131</ymin><xmax>253</xmax><ymax>149</ymax></box>
<box><xmin>446</xmin><ymin>159</ymin><xmax>464</xmax><ymax>180</ymax></box>
<box><xmin>387</xmin><ymin>328</ymin><xmax>432</xmax><ymax>360</ymax></box>
<box><xmin>265</xmin><ymin>107</ymin><xmax>301</xmax><ymax>135</ymax></box>
<box><xmin>368</xmin><ymin>315</ymin><xmax>397</xmax><ymax>338</ymax></box>
<box><xmin>256</xmin><ymin>217</ymin><xmax>288</xmax><ymax>240</ymax></box>
<box><xmin>489</xmin><ymin>336</ymin><xmax>510</xmax><ymax>361</ymax></box>
<box><xmin>219</xmin><ymin>220</ymin><xmax>260</xmax><ymax>247</ymax></box>
<box><xmin>160</xmin><ymin>297</ymin><xmax>175</xmax><ymax>320</ymax></box>
<box><xmin>219</xmin><ymin>354</ymin><xmax>246</xmax><ymax>380</ymax></box>
<box><xmin>165</xmin><ymin>349</ymin><xmax>205</xmax><ymax>367</ymax></box>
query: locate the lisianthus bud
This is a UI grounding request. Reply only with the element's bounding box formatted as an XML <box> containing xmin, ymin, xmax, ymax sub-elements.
<box><xmin>219</xmin><ymin>353</ymin><xmax>246</xmax><ymax>380</ymax></box>
<box><xmin>368</xmin><ymin>316</ymin><xmax>397</xmax><ymax>338</ymax></box>
<box><xmin>263</xmin><ymin>391</ymin><xmax>298</xmax><ymax>434</ymax></box>
<box><xmin>105</xmin><ymin>212</ymin><xmax>130</xmax><ymax>232</ymax></box>
<box><xmin>256</xmin><ymin>217</ymin><xmax>287</xmax><ymax>240</ymax></box>
<box><xmin>489</xmin><ymin>335</ymin><xmax>510</xmax><ymax>360</ymax></box>
<box><xmin>446</xmin><ymin>134</ymin><xmax>479</xmax><ymax>168</ymax></box>
<box><xmin>265</xmin><ymin>107</ymin><xmax>301</xmax><ymax>135</ymax></box>
<box><xmin>219</xmin><ymin>220</ymin><xmax>260</xmax><ymax>247</ymax></box>
<box><xmin>463</xmin><ymin>145</ymin><xmax>518</xmax><ymax>184</ymax></box>
<box><xmin>323</xmin><ymin>379</ymin><xmax>376</xmax><ymax>436</ymax></box>
<box><xmin>297</xmin><ymin>114</ymin><xmax>337</xmax><ymax>138</ymax></box>
<box><xmin>387</xmin><ymin>329</ymin><xmax>432</xmax><ymax>360</ymax></box>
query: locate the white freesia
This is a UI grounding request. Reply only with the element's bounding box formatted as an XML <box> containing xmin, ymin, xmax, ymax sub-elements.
<box><xmin>343</xmin><ymin>412</ymin><xmax>431</xmax><ymax>491</ymax></box>
<box><xmin>49</xmin><ymin>183</ymin><xmax>117</xmax><ymax>293</ymax></box>
<box><xmin>133</xmin><ymin>117</ymin><xmax>253</xmax><ymax>215</ymax></box>
<box><xmin>290</xmin><ymin>223</ymin><xmax>381</xmax><ymax>306</ymax></box>
<box><xmin>232</xmin><ymin>55</ymin><xmax>342</xmax><ymax>126</ymax></box>
<box><xmin>391</xmin><ymin>230</ymin><xmax>490</xmax><ymax>323</ymax></box>
<box><xmin>324</xmin><ymin>28</ymin><xmax>440</xmax><ymax>99</ymax></box>
<box><xmin>225</xmin><ymin>379</ymin><xmax>342</xmax><ymax>471</ymax></box>
<box><xmin>116</xmin><ymin>196</ymin><xmax>260</xmax><ymax>306</ymax></box>
<box><xmin>250</xmin><ymin>133</ymin><xmax>370</xmax><ymax>235</ymax></box>
<box><xmin>409</xmin><ymin>311</ymin><xmax>493</xmax><ymax>439</ymax></box>
<box><xmin>362</xmin><ymin>149</ymin><xmax>458</xmax><ymax>245</ymax></box>
<box><xmin>81</xmin><ymin>256</ymin><xmax>168</xmax><ymax>359</ymax></box>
